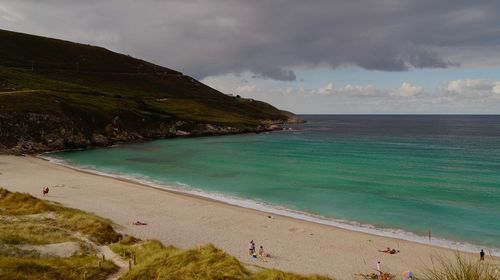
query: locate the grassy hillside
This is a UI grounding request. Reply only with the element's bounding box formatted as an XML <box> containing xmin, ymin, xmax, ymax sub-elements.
<box><xmin>0</xmin><ymin>29</ymin><xmax>177</xmax><ymax>74</ymax></box>
<box><xmin>0</xmin><ymin>29</ymin><xmax>293</xmax><ymax>153</ymax></box>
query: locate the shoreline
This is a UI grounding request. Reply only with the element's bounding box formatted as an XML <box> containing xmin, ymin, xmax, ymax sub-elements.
<box><xmin>39</xmin><ymin>153</ymin><xmax>500</xmax><ymax>257</ymax></box>
<box><xmin>1</xmin><ymin>154</ymin><xmax>498</xmax><ymax>278</ymax></box>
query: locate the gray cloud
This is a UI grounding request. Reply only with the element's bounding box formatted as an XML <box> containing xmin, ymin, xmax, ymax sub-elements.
<box><xmin>1</xmin><ymin>0</ymin><xmax>499</xmax><ymax>80</ymax></box>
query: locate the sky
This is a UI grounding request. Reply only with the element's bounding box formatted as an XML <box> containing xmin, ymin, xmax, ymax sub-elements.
<box><xmin>1</xmin><ymin>0</ymin><xmax>500</xmax><ymax>114</ymax></box>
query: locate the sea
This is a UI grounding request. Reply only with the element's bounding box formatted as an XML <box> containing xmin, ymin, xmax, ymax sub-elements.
<box><xmin>45</xmin><ymin>115</ymin><xmax>500</xmax><ymax>255</ymax></box>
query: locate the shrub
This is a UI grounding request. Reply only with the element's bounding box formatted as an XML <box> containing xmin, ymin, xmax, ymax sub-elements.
<box><xmin>422</xmin><ymin>252</ymin><xmax>500</xmax><ymax>280</ymax></box>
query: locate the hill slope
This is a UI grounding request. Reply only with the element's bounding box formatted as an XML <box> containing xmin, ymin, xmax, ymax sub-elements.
<box><xmin>0</xmin><ymin>29</ymin><xmax>295</xmax><ymax>153</ymax></box>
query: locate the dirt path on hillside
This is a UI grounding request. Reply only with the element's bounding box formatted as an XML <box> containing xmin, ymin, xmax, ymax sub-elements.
<box><xmin>98</xmin><ymin>245</ymin><xmax>129</xmax><ymax>280</ymax></box>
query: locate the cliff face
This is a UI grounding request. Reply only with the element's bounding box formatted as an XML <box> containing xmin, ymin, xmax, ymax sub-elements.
<box><xmin>0</xmin><ymin>29</ymin><xmax>299</xmax><ymax>154</ymax></box>
<box><xmin>0</xmin><ymin>112</ymin><xmax>281</xmax><ymax>154</ymax></box>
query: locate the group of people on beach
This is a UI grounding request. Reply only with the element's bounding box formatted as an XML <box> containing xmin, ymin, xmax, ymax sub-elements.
<box><xmin>378</xmin><ymin>247</ymin><xmax>399</xmax><ymax>254</ymax></box>
<box><xmin>248</xmin><ymin>240</ymin><xmax>269</xmax><ymax>260</ymax></box>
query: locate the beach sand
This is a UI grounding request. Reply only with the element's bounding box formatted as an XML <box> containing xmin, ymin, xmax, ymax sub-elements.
<box><xmin>0</xmin><ymin>155</ymin><xmax>497</xmax><ymax>279</ymax></box>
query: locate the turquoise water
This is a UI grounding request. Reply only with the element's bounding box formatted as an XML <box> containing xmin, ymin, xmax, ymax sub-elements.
<box><xmin>49</xmin><ymin>115</ymin><xmax>500</xmax><ymax>252</ymax></box>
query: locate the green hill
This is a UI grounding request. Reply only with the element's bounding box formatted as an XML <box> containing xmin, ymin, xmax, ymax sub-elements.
<box><xmin>0</xmin><ymin>29</ymin><xmax>296</xmax><ymax>153</ymax></box>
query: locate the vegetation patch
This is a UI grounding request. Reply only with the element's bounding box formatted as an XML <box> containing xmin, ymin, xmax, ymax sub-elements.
<box><xmin>0</xmin><ymin>220</ymin><xmax>73</xmax><ymax>245</ymax></box>
<box><xmin>0</xmin><ymin>188</ymin><xmax>55</xmax><ymax>215</ymax></box>
<box><xmin>57</xmin><ymin>207</ymin><xmax>122</xmax><ymax>245</ymax></box>
<box><xmin>422</xmin><ymin>253</ymin><xmax>500</xmax><ymax>280</ymax></box>
<box><xmin>0</xmin><ymin>255</ymin><xmax>117</xmax><ymax>280</ymax></box>
<box><xmin>0</xmin><ymin>188</ymin><xmax>121</xmax><ymax>245</ymax></box>
<box><xmin>111</xmin><ymin>239</ymin><xmax>333</xmax><ymax>280</ymax></box>
<box><xmin>0</xmin><ymin>188</ymin><xmax>120</xmax><ymax>279</ymax></box>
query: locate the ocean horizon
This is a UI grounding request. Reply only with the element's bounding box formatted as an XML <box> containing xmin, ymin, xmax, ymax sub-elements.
<box><xmin>47</xmin><ymin>115</ymin><xmax>500</xmax><ymax>255</ymax></box>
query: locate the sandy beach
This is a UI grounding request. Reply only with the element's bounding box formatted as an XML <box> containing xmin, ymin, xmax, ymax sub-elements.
<box><xmin>0</xmin><ymin>155</ymin><xmax>497</xmax><ymax>279</ymax></box>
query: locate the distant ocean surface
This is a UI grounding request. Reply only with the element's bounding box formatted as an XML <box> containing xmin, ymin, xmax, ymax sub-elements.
<box><xmin>47</xmin><ymin>115</ymin><xmax>500</xmax><ymax>254</ymax></box>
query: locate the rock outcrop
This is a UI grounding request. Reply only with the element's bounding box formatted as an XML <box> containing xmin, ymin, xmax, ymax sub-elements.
<box><xmin>1</xmin><ymin>112</ymin><xmax>295</xmax><ymax>154</ymax></box>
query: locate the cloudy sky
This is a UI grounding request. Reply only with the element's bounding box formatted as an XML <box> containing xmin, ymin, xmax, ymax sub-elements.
<box><xmin>1</xmin><ymin>0</ymin><xmax>500</xmax><ymax>113</ymax></box>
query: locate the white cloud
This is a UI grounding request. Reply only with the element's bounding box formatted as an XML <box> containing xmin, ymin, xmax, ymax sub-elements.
<box><xmin>203</xmin><ymin>73</ymin><xmax>500</xmax><ymax>113</ymax></box>
<box><xmin>392</xmin><ymin>82</ymin><xmax>423</xmax><ymax>97</ymax></box>
<box><xmin>493</xmin><ymin>84</ymin><xmax>500</xmax><ymax>94</ymax></box>
<box><xmin>338</xmin><ymin>84</ymin><xmax>378</xmax><ymax>96</ymax></box>
<box><xmin>440</xmin><ymin>79</ymin><xmax>500</xmax><ymax>97</ymax></box>
<box><xmin>317</xmin><ymin>83</ymin><xmax>335</xmax><ymax>95</ymax></box>
<box><xmin>304</xmin><ymin>83</ymin><xmax>378</xmax><ymax>97</ymax></box>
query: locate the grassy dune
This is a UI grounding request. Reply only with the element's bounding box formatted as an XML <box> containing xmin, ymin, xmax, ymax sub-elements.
<box><xmin>110</xmin><ymin>238</ymin><xmax>332</xmax><ymax>280</ymax></box>
<box><xmin>0</xmin><ymin>188</ymin><xmax>332</xmax><ymax>279</ymax></box>
<box><xmin>0</xmin><ymin>188</ymin><xmax>119</xmax><ymax>279</ymax></box>
<box><xmin>422</xmin><ymin>253</ymin><xmax>500</xmax><ymax>280</ymax></box>
<box><xmin>0</xmin><ymin>256</ymin><xmax>118</xmax><ymax>280</ymax></box>
<box><xmin>0</xmin><ymin>188</ymin><xmax>121</xmax><ymax>245</ymax></box>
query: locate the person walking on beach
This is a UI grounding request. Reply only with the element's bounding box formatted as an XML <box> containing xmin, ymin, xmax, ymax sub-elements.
<box><xmin>480</xmin><ymin>249</ymin><xmax>485</xmax><ymax>261</ymax></box>
<box><xmin>248</xmin><ymin>240</ymin><xmax>255</xmax><ymax>256</ymax></box>
<box><xmin>42</xmin><ymin>186</ymin><xmax>49</xmax><ymax>196</ymax></box>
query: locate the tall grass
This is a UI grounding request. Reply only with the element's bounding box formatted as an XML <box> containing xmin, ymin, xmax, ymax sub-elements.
<box><xmin>0</xmin><ymin>188</ymin><xmax>121</xmax><ymax>244</ymax></box>
<box><xmin>0</xmin><ymin>220</ymin><xmax>73</xmax><ymax>245</ymax></box>
<box><xmin>111</xmin><ymin>239</ymin><xmax>333</xmax><ymax>280</ymax></box>
<box><xmin>0</xmin><ymin>188</ymin><xmax>121</xmax><ymax>279</ymax></box>
<box><xmin>422</xmin><ymin>252</ymin><xmax>500</xmax><ymax>280</ymax></box>
<box><xmin>112</xmin><ymin>240</ymin><xmax>250</xmax><ymax>280</ymax></box>
<box><xmin>0</xmin><ymin>188</ymin><xmax>55</xmax><ymax>215</ymax></box>
<box><xmin>57</xmin><ymin>207</ymin><xmax>121</xmax><ymax>244</ymax></box>
<box><xmin>0</xmin><ymin>255</ymin><xmax>117</xmax><ymax>280</ymax></box>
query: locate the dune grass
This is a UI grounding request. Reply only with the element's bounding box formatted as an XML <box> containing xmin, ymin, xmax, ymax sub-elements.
<box><xmin>0</xmin><ymin>255</ymin><xmax>117</xmax><ymax>280</ymax></box>
<box><xmin>422</xmin><ymin>252</ymin><xmax>500</xmax><ymax>280</ymax></box>
<box><xmin>0</xmin><ymin>188</ymin><xmax>121</xmax><ymax>245</ymax></box>
<box><xmin>111</xmin><ymin>240</ymin><xmax>250</xmax><ymax>280</ymax></box>
<box><xmin>0</xmin><ymin>188</ymin><xmax>55</xmax><ymax>215</ymax></box>
<box><xmin>56</xmin><ymin>207</ymin><xmax>121</xmax><ymax>245</ymax></box>
<box><xmin>0</xmin><ymin>220</ymin><xmax>73</xmax><ymax>245</ymax></box>
<box><xmin>0</xmin><ymin>188</ymin><xmax>121</xmax><ymax>279</ymax></box>
<box><xmin>111</xmin><ymin>238</ymin><xmax>333</xmax><ymax>280</ymax></box>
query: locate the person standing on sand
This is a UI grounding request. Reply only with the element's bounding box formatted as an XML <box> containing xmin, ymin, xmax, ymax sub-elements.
<box><xmin>42</xmin><ymin>186</ymin><xmax>49</xmax><ymax>196</ymax></box>
<box><xmin>480</xmin><ymin>249</ymin><xmax>485</xmax><ymax>261</ymax></box>
<box><xmin>376</xmin><ymin>261</ymin><xmax>381</xmax><ymax>272</ymax></box>
<box><xmin>248</xmin><ymin>240</ymin><xmax>255</xmax><ymax>256</ymax></box>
